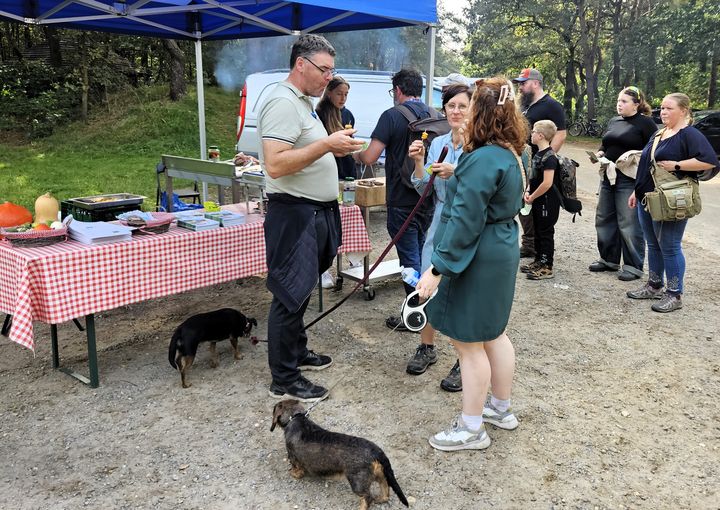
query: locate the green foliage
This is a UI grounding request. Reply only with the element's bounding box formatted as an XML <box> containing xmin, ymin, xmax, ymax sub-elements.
<box><xmin>0</xmin><ymin>61</ymin><xmax>80</xmax><ymax>137</ymax></box>
<box><xmin>0</xmin><ymin>86</ymin><xmax>239</xmax><ymax>210</ymax></box>
<box><xmin>459</xmin><ymin>0</ymin><xmax>720</xmax><ymax>120</ymax></box>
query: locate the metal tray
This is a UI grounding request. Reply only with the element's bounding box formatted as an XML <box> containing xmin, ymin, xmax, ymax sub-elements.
<box><xmin>237</xmin><ymin>170</ymin><xmax>266</xmax><ymax>186</ymax></box>
<box><xmin>67</xmin><ymin>193</ymin><xmax>145</xmax><ymax>210</ymax></box>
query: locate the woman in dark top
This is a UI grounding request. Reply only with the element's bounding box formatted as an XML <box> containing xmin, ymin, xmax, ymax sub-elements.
<box><xmin>589</xmin><ymin>86</ymin><xmax>657</xmax><ymax>281</ymax></box>
<box><xmin>316</xmin><ymin>76</ymin><xmax>356</xmax><ymax>180</ymax></box>
<box><xmin>627</xmin><ymin>93</ymin><xmax>718</xmax><ymax>312</ymax></box>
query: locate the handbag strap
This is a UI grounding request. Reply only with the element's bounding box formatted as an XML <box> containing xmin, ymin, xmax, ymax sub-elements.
<box><xmin>649</xmin><ymin>128</ymin><xmax>664</xmax><ymax>162</ymax></box>
<box><xmin>648</xmin><ymin>128</ymin><xmax>666</xmax><ymax>188</ymax></box>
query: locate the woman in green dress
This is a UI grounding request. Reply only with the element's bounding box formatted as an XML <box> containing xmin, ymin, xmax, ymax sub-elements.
<box><xmin>416</xmin><ymin>77</ymin><xmax>527</xmax><ymax>451</ymax></box>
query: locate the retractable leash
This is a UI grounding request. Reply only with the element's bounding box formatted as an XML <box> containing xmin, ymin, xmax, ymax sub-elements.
<box><xmin>400</xmin><ymin>288</ymin><xmax>438</xmax><ymax>332</ymax></box>
<box><xmin>303</xmin><ymin>373</ymin><xmax>348</xmax><ymax>417</ymax></box>
<box><xmin>302</xmin><ymin>145</ymin><xmax>450</xmax><ymax>332</ymax></box>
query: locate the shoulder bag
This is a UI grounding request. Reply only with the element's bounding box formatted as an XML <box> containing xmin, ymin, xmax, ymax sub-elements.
<box><xmin>641</xmin><ymin>129</ymin><xmax>701</xmax><ymax>221</ymax></box>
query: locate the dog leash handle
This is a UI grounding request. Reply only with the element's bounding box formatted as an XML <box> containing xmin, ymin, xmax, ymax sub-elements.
<box><xmin>303</xmin><ymin>145</ymin><xmax>450</xmax><ymax>332</ymax></box>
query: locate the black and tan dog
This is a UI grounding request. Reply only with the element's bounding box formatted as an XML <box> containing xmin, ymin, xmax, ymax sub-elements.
<box><xmin>168</xmin><ymin>308</ymin><xmax>257</xmax><ymax>388</ymax></box>
<box><xmin>271</xmin><ymin>399</ymin><xmax>409</xmax><ymax>510</ymax></box>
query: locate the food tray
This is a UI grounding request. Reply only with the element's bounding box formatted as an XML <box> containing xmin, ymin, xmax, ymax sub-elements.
<box><xmin>236</xmin><ymin>166</ymin><xmax>266</xmax><ymax>186</ymax></box>
<box><xmin>0</xmin><ymin>227</ymin><xmax>68</xmax><ymax>248</ymax></box>
<box><xmin>67</xmin><ymin>193</ymin><xmax>145</xmax><ymax>210</ymax></box>
<box><xmin>117</xmin><ymin>212</ymin><xmax>175</xmax><ymax>235</ymax></box>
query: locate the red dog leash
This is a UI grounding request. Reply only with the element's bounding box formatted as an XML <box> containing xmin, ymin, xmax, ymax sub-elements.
<box><xmin>303</xmin><ymin>145</ymin><xmax>450</xmax><ymax>332</ymax></box>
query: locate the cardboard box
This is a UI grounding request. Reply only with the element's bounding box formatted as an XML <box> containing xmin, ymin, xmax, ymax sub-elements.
<box><xmin>355</xmin><ymin>177</ymin><xmax>386</xmax><ymax>207</ymax></box>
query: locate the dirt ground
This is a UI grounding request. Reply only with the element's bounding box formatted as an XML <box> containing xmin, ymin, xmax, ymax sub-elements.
<box><xmin>1</xmin><ymin>142</ymin><xmax>719</xmax><ymax>510</ymax></box>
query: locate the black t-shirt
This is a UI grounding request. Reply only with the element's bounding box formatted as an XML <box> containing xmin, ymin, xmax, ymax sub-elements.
<box><xmin>371</xmin><ymin>100</ymin><xmax>435</xmax><ymax>210</ymax></box>
<box><xmin>599</xmin><ymin>113</ymin><xmax>658</xmax><ymax>162</ymax></box>
<box><xmin>529</xmin><ymin>147</ymin><xmax>560</xmax><ymax>195</ymax></box>
<box><xmin>523</xmin><ymin>94</ymin><xmax>567</xmax><ymax>154</ymax></box>
<box><xmin>336</xmin><ymin>107</ymin><xmax>356</xmax><ymax>179</ymax></box>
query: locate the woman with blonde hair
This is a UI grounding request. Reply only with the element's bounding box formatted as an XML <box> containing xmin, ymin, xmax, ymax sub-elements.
<box><xmin>627</xmin><ymin>92</ymin><xmax>718</xmax><ymax>312</ymax></box>
<box><xmin>415</xmin><ymin>77</ymin><xmax>528</xmax><ymax>451</ymax></box>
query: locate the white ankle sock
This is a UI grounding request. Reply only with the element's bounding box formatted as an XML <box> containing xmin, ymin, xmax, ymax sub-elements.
<box><xmin>461</xmin><ymin>413</ymin><xmax>483</xmax><ymax>431</ymax></box>
<box><xmin>490</xmin><ymin>396</ymin><xmax>511</xmax><ymax>412</ymax></box>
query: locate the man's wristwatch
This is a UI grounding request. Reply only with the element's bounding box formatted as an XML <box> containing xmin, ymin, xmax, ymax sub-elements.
<box><xmin>430</xmin><ymin>266</ymin><xmax>440</xmax><ymax>276</ymax></box>
<box><xmin>674</xmin><ymin>163</ymin><xmax>681</xmax><ymax>171</ymax></box>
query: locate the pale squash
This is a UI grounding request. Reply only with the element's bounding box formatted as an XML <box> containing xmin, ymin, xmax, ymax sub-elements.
<box><xmin>0</xmin><ymin>202</ymin><xmax>33</xmax><ymax>227</ymax></box>
<box><xmin>34</xmin><ymin>192</ymin><xmax>60</xmax><ymax>224</ymax></box>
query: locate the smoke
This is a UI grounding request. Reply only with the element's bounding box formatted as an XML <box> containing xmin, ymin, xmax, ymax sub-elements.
<box><xmin>214</xmin><ymin>35</ymin><xmax>294</xmax><ymax>91</ymax></box>
<box><xmin>213</xmin><ymin>28</ymin><xmax>418</xmax><ymax>90</ymax></box>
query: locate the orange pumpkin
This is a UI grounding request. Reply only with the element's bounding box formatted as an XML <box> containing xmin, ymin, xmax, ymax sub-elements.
<box><xmin>0</xmin><ymin>202</ymin><xmax>33</xmax><ymax>227</ymax></box>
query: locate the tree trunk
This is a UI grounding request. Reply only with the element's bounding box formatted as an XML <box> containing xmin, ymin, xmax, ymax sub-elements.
<box><xmin>709</xmin><ymin>40</ymin><xmax>719</xmax><ymax>108</ymax></box>
<box><xmin>80</xmin><ymin>34</ymin><xmax>89</xmax><ymax>122</ymax></box>
<box><xmin>577</xmin><ymin>0</ymin><xmax>600</xmax><ymax>121</ymax></box>
<box><xmin>162</xmin><ymin>39</ymin><xmax>186</xmax><ymax>101</ymax></box>
<box><xmin>611</xmin><ymin>0</ymin><xmax>622</xmax><ymax>88</ymax></box>
<box><xmin>42</xmin><ymin>26</ymin><xmax>62</xmax><ymax>68</ymax></box>
<box><xmin>646</xmin><ymin>45</ymin><xmax>656</xmax><ymax>97</ymax></box>
<box><xmin>563</xmin><ymin>53</ymin><xmax>577</xmax><ymax>119</ymax></box>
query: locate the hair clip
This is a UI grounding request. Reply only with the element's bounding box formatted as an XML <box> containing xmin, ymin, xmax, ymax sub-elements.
<box><xmin>497</xmin><ymin>84</ymin><xmax>510</xmax><ymax>106</ymax></box>
<box><xmin>626</xmin><ymin>86</ymin><xmax>640</xmax><ymax>95</ymax></box>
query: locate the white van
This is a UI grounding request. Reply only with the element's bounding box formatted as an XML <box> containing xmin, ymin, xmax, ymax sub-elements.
<box><xmin>235</xmin><ymin>69</ymin><xmax>443</xmax><ymax>157</ymax></box>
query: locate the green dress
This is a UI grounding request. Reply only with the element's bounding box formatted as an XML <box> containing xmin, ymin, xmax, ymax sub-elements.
<box><xmin>426</xmin><ymin>145</ymin><xmax>524</xmax><ymax>342</ymax></box>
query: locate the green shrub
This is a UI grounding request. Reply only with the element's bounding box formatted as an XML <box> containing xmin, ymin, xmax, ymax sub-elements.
<box><xmin>0</xmin><ymin>61</ymin><xmax>79</xmax><ymax>137</ymax></box>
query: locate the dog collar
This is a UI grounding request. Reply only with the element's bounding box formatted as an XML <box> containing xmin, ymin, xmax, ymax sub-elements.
<box><xmin>287</xmin><ymin>411</ymin><xmax>307</xmax><ymax>424</ymax></box>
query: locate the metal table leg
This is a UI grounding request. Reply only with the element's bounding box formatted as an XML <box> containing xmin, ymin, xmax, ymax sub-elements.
<box><xmin>1</xmin><ymin>314</ymin><xmax>11</xmax><ymax>336</ymax></box>
<box><xmin>53</xmin><ymin>314</ymin><xmax>100</xmax><ymax>388</ymax></box>
<box><xmin>317</xmin><ymin>274</ymin><xmax>323</xmax><ymax>312</ymax></box>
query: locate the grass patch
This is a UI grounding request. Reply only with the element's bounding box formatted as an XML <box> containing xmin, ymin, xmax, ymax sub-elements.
<box><xmin>0</xmin><ymin>85</ymin><xmax>239</xmax><ymax>210</ymax></box>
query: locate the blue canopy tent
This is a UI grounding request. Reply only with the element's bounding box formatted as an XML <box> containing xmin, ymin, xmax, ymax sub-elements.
<box><xmin>0</xmin><ymin>0</ymin><xmax>439</xmax><ymax>165</ymax></box>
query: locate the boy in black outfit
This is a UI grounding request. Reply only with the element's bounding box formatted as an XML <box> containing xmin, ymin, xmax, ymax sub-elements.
<box><xmin>521</xmin><ymin>120</ymin><xmax>561</xmax><ymax>280</ymax></box>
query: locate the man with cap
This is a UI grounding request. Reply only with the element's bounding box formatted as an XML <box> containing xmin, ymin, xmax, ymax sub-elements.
<box><xmin>513</xmin><ymin>67</ymin><xmax>567</xmax><ymax>258</ymax></box>
<box><xmin>439</xmin><ymin>72</ymin><xmax>469</xmax><ymax>93</ymax></box>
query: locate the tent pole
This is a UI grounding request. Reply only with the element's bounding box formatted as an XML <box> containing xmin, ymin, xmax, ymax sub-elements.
<box><xmin>425</xmin><ymin>24</ymin><xmax>436</xmax><ymax>107</ymax></box>
<box><xmin>195</xmin><ymin>38</ymin><xmax>209</xmax><ymax>202</ymax></box>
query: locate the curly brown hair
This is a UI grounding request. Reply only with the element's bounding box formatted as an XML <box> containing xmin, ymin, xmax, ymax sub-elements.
<box><xmin>464</xmin><ymin>77</ymin><xmax>528</xmax><ymax>155</ymax></box>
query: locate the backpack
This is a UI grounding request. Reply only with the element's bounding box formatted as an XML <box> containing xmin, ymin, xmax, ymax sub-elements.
<box><xmin>540</xmin><ymin>150</ymin><xmax>583</xmax><ymax>219</ymax></box>
<box><xmin>395</xmin><ymin>104</ymin><xmax>450</xmax><ymax>163</ymax></box>
<box><xmin>394</xmin><ymin>104</ymin><xmax>450</xmax><ymax>193</ymax></box>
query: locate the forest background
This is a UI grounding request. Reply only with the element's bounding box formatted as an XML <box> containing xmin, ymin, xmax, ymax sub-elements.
<box><xmin>0</xmin><ymin>0</ymin><xmax>718</xmax><ymax>140</ymax></box>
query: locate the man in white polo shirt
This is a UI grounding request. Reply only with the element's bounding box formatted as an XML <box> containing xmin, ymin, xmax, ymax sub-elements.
<box><xmin>259</xmin><ymin>34</ymin><xmax>364</xmax><ymax>403</ymax></box>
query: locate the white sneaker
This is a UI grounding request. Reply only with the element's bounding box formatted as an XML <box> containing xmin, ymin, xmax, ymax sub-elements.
<box><xmin>428</xmin><ymin>415</ymin><xmax>491</xmax><ymax>451</ymax></box>
<box><xmin>321</xmin><ymin>271</ymin><xmax>335</xmax><ymax>289</ymax></box>
<box><xmin>482</xmin><ymin>402</ymin><xmax>519</xmax><ymax>430</ymax></box>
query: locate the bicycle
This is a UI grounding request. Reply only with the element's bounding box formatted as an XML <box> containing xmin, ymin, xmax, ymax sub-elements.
<box><xmin>568</xmin><ymin>117</ymin><xmax>605</xmax><ymax>138</ymax></box>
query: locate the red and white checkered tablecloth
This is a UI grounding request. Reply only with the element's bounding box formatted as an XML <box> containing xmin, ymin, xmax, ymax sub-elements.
<box><xmin>0</xmin><ymin>204</ymin><xmax>370</xmax><ymax>351</ymax></box>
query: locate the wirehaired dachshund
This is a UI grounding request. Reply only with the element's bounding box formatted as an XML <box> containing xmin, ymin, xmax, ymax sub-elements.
<box><xmin>168</xmin><ymin>308</ymin><xmax>257</xmax><ymax>388</ymax></box>
<box><xmin>271</xmin><ymin>399</ymin><xmax>409</xmax><ymax>510</ymax></box>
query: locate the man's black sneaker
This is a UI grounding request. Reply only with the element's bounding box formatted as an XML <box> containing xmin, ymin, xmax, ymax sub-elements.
<box><xmin>440</xmin><ymin>360</ymin><xmax>462</xmax><ymax>392</ymax></box>
<box><xmin>406</xmin><ymin>344</ymin><xmax>438</xmax><ymax>375</ymax></box>
<box><xmin>386</xmin><ymin>315</ymin><xmax>410</xmax><ymax>332</ymax></box>
<box><xmin>269</xmin><ymin>375</ymin><xmax>329</xmax><ymax>403</ymax></box>
<box><xmin>298</xmin><ymin>350</ymin><xmax>332</xmax><ymax>371</ymax></box>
